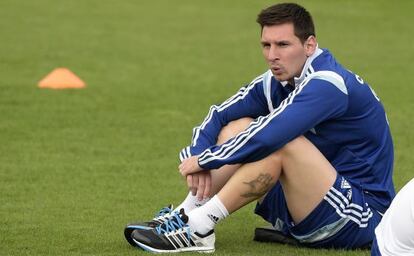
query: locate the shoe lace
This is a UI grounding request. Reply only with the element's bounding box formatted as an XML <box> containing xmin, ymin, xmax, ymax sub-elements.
<box><xmin>154</xmin><ymin>206</ymin><xmax>172</xmax><ymax>218</ymax></box>
<box><xmin>155</xmin><ymin>212</ymin><xmax>190</xmax><ymax>241</ymax></box>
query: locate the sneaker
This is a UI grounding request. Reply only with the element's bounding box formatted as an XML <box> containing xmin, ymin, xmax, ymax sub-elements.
<box><xmin>124</xmin><ymin>205</ymin><xmax>174</xmax><ymax>247</ymax></box>
<box><xmin>253</xmin><ymin>226</ymin><xmax>300</xmax><ymax>246</ymax></box>
<box><xmin>131</xmin><ymin>208</ymin><xmax>215</xmax><ymax>253</ymax></box>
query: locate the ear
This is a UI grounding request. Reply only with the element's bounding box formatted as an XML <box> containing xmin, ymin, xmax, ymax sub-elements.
<box><xmin>304</xmin><ymin>35</ymin><xmax>317</xmax><ymax>57</ymax></box>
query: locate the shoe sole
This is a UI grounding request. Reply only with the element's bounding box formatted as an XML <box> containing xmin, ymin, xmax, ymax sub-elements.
<box><xmin>132</xmin><ymin>238</ymin><xmax>215</xmax><ymax>253</ymax></box>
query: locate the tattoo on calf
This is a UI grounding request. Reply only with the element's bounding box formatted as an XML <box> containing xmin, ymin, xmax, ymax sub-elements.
<box><xmin>241</xmin><ymin>173</ymin><xmax>274</xmax><ymax>198</ymax></box>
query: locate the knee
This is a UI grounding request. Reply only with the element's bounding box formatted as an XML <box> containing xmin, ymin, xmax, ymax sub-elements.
<box><xmin>217</xmin><ymin>117</ymin><xmax>253</xmax><ymax>144</ymax></box>
<box><xmin>280</xmin><ymin>136</ymin><xmax>308</xmax><ymax>155</ymax></box>
<box><xmin>265</xmin><ymin>150</ymin><xmax>283</xmax><ymax>167</ymax></box>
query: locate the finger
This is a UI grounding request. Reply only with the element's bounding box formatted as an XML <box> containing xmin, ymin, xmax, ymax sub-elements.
<box><xmin>192</xmin><ymin>174</ymin><xmax>199</xmax><ymax>196</ymax></box>
<box><xmin>197</xmin><ymin>174</ymin><xmax>205</xmax><ymax>201</ymax></box>
<box><xmin>179</xmin><ymin>163</ymin><xmax>189</xmax><ymax>176</ymax></box>
<box><xmin>180</xmin><ymin>163</ymin><xmax>190</xmax><ymax>176</ymax></box>
<box><xmin>180</xmin><ymin>169</ymin><xmax>188</xmax><ymax>176</ymax></box>
<box><xmin>179</xmin><ymin>159</ymin><xmax>186</xmax><ymax>168</ymax></box>
<box><xmin>204</xmin><ymin>173</ymin><xmax>211</xmax><ymax>200</ymax></box>
<box><xmin>186</xmin><ymin>175</ymin><xmax>194</xmax><ymax>195</ymax></box>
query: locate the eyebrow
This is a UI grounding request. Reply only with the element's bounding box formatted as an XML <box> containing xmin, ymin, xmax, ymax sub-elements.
<box><xmin>260</xmin><ymin>40</ymin><xmax>290</xmax><ymax>44</ymax></box>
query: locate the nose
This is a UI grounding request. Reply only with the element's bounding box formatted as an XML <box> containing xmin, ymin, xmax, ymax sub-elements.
<box><xmin>267</xmin><ymin>45</ymin><xmax>279</xmax><ymax>62</ymax></box>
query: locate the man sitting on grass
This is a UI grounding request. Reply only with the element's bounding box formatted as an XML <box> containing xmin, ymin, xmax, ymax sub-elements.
<box><xmin>125</xmin><ymin>2</ymin><xmax>395</xmax><ymax>253</ymax></box>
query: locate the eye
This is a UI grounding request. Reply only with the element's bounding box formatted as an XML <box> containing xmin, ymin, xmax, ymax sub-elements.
<box><xmin>261</xmin><ymin>42</ymin><xmax>270</xmax><ymax>49</ymax></box>
<box><xmin>277</xmin><ymin>42</ymin><xmax>289</xmax><ymax>47</ymax></box>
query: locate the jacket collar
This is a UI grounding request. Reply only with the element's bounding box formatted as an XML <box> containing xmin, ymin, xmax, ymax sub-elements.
<box><xmin>280</xmin><ymin>47</ymin><xmax>323</xmax><ymax>87</ymax></box>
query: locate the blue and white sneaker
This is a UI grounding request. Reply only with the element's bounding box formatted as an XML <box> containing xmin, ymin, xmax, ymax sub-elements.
<box><xmin>124</xmin><ymin>205</ymin><xmax>174</xmax><ymax>247</ymax></box>
<box><xmin>132</xmin><ymin>208</ymin><xmax>215</xmax><ymax>253</ymax></box>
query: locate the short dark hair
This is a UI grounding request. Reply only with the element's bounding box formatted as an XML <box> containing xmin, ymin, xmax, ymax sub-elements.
<box><xmin>257</xmin><ymin>3</ymin><xmax>315</xmax><ymax>43</ymax></box>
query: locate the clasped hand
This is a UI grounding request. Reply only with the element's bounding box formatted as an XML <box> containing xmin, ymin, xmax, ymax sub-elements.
<box><xmin>179</xmin><ymin>156</ymin><xmax>211</xmax><ymax>200</ymax></box>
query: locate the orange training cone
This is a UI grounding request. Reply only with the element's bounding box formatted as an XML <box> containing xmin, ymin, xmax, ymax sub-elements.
<box><xmin>38</xmin><ymin>68</ymin><xmax>86</xmax><ymax>89</ymax></box>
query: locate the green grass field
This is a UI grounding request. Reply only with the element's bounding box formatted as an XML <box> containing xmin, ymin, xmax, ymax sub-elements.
<box><xmin>1</xmin><ymin>0</ymin><xmax>413</xmax><ymax>255</ymax></box>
